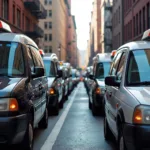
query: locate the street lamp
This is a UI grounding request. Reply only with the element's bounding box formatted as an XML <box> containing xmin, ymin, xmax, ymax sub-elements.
<box><xmin>58</xmin><ymin>44</ymin><xmax>61</xmax><ymax>60</ymax></box>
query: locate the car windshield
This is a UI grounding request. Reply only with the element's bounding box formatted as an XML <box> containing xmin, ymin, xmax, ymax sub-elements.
<box><xmin>0</xmin><ymin>42</ymin><xmax>25</xmax><ymax>77</ymax></box>
<box><xmin>43</xmin><ymin>60</ymin><xmax>55</xmax><ymax>77</ymax></box>
<box><xmin>95</xmin><ymin>62</ymin><xmax>111</xmax><ymax>79</ymax></box>
<box><xmin>127</xmin><ymin>49</ymin><xmax>150</xmax><ymax>85</ymax></box>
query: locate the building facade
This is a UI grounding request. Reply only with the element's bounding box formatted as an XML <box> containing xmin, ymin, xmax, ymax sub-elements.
<box><xmin>39</xmin><ymin>0</ymin><xmax>70</xmax><ymax>61</ymax></box>
<box><xmin>124</xmin><ymin>0</ymin><xmax>150</xmax><ymax>43</ymax></box>
<box><xmin>100</xmin><ymin>0</ymin><xmax>113</xmax><ymax>53</ymax></box>
<box><xmin>112</xmin><ymin>0</ymin><xmax>123</xmax><ymax>50</ymax></box>
<box><xmin>0</xmin><ymin>0</ymin><xmax>46</xmax><ymax>45</ymax></box>
<box><xmin>87</xmin><ymin>0</ymin><xmax>101</xmax><ymax>66</ymax></box>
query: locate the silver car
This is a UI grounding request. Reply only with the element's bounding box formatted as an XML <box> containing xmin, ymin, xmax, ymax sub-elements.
<box><xmin>104</xmin><ymin>29</ymin><xmax>150</xmax><ymax>150</ymax></box>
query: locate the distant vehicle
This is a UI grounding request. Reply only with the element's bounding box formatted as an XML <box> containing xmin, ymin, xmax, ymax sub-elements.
<box><xmin>88</xmin><ymin>53</ymin><xmax>111</xmax><ymax>115</ymax></box>
<box><xmin>43</xmin><ymin>54</ymin><xmax>63</xmax><ymax>115</ymax></box>
<box><xmin>0</xmin><ymin>21</ymin><xmax>48</xmax><ymax>150</ymax></box>
<box><xmin>104</xmin><ymin>29</ymin><xmax>150</xmax><ymax>150</ymax></box>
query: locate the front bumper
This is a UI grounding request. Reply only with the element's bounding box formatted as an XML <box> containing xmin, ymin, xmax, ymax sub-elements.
<box><xmin>93</xmin><ymin>94</ymin><xmax>104</xmax><ymax>107</ymax></box>
<box><xmin>123</xmin><ymin>123</ymin><xmax>150</xmax><ymax>149</ymax></box>
<box><xmin>48</xmin><ymin>94</ymin><xmax>58</xmax><ymax>107</ymax></box>
<box><xmin>0</xmin><ymin>114</ymin><xmax>27</xmax><ymax>144</ymax></box>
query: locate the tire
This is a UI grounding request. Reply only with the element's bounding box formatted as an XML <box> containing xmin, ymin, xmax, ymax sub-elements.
<box><xmin>92</xmin><ymin>102</ymin><xmax>99</xmax><ymax>116</ymax></box>
<box><xmin>118</xmin><ymin>132</ymin><xmax>127</xmax><ymax>150</ymax></box>
<box><xmin>22</xmin><ymin>119</ymin><xmax>34</xmax><ymax>150</ymax></box>
<box><xmin>38</xmin><ymin>107</ymin><xmax>48</xmax><ymax>129</ymax></box>
<box><xmin>59</xmin><ymin>100</ymin><xmax>64</xmax><ymax>109</ymax></box>
<box><xmin>52</xmin><ymin>100</ymin><xmax>59</xmax><ymax>116</ymax></box>
<box><xmin>104</xmin><ymin>116</ymin><xmax>112</xmax><ymax>141</ymax></box>
<box><xmin>89</xmin><ymin>99</ymin><xmax>92</xmax><ymax>109</ymax></box>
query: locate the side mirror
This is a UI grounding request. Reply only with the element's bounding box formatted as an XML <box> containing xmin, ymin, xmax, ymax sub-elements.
<box><xmin>89</xmin><ymin>74</ymin><xmax>94</xmax><ymax>80</ymax></box>
<box><xmin>32</xmin><ymin>67</ymin><xmax>44</xmax><ymax>78</ymax></box>
<box><xmin>105</xmin><ymin>75</ymin><xmax>120</xmax><ymax>87</ymax></box>
<box><xmin>57</xmin><ymin>70</ymin><xmax>63</xmax><ymax>78</ymax></box>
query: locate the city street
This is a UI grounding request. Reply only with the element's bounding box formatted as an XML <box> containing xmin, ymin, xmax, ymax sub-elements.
<box><xmin>1</xmin><ymin>82</ymin><xmax>116</xmax><ymax>150</ymax></box>
<box><xmin>36</xmin><ymin>82</ymin><xmax>116</xmax><ymax>150</ymax></box>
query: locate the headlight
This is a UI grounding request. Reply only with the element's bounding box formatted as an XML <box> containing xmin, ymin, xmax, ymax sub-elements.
<box><xmin>133</xmin><ymin>105</ymin><xmax>150</xmax><ymax>124</ymax></box>
<box><xmin>0</xmin><ymin>98</ymin><xmax>18</xmax><ymax>111</ymax></box>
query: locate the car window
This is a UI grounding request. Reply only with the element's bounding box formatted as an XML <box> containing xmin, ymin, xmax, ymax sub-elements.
<box><xmin>0</xmin><ymin>42</ymin><xmax>25</xmax><ymax>76</ymax></box>
<box><xmin>127</xmin><ymin>49</ymin><xmax>150</xmax><ymax>85</ymax></box>
<box><xmin>30</xmin><ymin>46</ymin><xmax>44</xmax><ymax>68</ymax></box>
<box><xmin>95</xmin><ymin>62</ymin><xmax>111</xmax><ymax>79</ymax></box>
<box><xmin>27</xmin><ymin>48</ymin><xmax>34</xmax><ymax>72</ymax></box>
<box><xmin>110</xmin><ymin>52</ymin><xmax>122</xmax><ymax>75</ymax></box>
<box><xmin>116</xmin><ymin>53</ymin><xmax>126</xmax><ymax>81</ymax></box>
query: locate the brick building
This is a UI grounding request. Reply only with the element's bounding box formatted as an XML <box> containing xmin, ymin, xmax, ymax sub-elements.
<box><xmin>112</xmin><ymin>0</ymin><xmax>124</xmax><ymax>49</ymax></box>
<box><xmin>0</xmin><ymin>0</ymin><xmax>46</xmax><ymax>45</ymax></box>
<box><xmin>124</xmin><ymin>0</ymin><xmax>150</xmax><ymax>43</ymax></box>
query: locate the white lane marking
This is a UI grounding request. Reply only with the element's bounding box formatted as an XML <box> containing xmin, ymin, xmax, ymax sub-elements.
<box><xmin>41</xmin><ymin>86</ymin><xmax>79</xmax><ymax>150</ymax></box>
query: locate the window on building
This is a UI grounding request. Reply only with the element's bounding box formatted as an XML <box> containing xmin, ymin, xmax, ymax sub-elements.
<box><xmin>17</xmin><ymin>9</ymin><xmax>21</xmax><ymax>28</ymax></box>
<box><xmin>26</xmin><ymin>17</ymin><xmax>30</xmax><ymax>31</ymax></box>
<box><xmin>119</xmin><ymin>7</ymin><xmax>120</xmax><ymax>24</ymax></box>
<box><xmin>136</xmin><ymin>14</ymin><xmax>138</xmax><ymax>36</ymax></box>
<box><xmin>49</xmin><ymin>34</ymin><xmax>52</xmax><ymax>41</ymax></box>
<box><xmin>143</xmin><ymin>7</ymin><xmax>146</xmax><ymax>31</ymax></box>
<box><xmin>49</xmin><ymin>22</ymin><xmax>52</xmax><ymax>29</ymax></box>
<box><xmin>44</xmin><ymin>22</ymin><xmax>47</xmax><ymax>29</ymax></box>
<box><xmin>49</xmin><ymin>46</ymin><xmax>52</xmax><ymax>53</ymax></box>
<box><xmin>139</xmin><ymin>11</ymin><xmax>142</xmax><ymax>33</ymax></box>
<box><xmin>45</xmin><ymin>0</ymin><xmax>47</xmax><ymax>5</ymax></box>
<box><xmin>45</xmin><ymin>34</ymin><xmax>48</xmax><ymax>41</ymax></box>
<box><xmin>49</xmin><ymin>0</ymin><xmax>52</xmax><ymax>5</ymax></box>
<box><xmin>49</xmin><ymin>10</ymin><xmax>52</xmax><ymax>17</ymax></box>
<box><xmin>13</xmin><ymin>5</ymin><xmax>15</xmax><ymax>24</ymax></box>
<box><xmin>2</xmin><ymin>0</ymin><xmax>9</xmax><ymax>20</ymax></box>
<box><xmin>45</xmin><ymin>46</ymin><xmax>48</xmax><ymax>53</ymax></box>
<box><xmin>22</xmin><ymin>13</ymin><xmax>24</xmax><ymax>30</ymax></box>
<box><xmin>133</xmin><ymin>16</ymin><xmax>136</xmax><ymax>37</ymax></box>
<box><xmin>147</xmin><ymin>3</ymin><xmax>150</xmax><ymax>29</ymax></box>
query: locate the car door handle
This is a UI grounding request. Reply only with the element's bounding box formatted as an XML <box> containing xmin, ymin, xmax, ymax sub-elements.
<box><xmin>109</xmin><ymin>92</ymin><xmax>112</xmax><ymax>97</ymax></box>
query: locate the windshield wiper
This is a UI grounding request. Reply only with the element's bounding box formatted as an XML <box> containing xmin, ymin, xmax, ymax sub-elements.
<box><xmin>129</xmin><ymin>81</ymin><xmax>150</xmax><ymax>86</ymax></box>
<box><xmin>0</xmin><ymin>74</ymin><xmax>14</xmax><ymax>78</ymax></box>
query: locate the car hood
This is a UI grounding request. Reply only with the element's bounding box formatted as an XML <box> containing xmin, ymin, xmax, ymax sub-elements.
<box><xmin>48</xmin><ymin>77</ymin><xmax>55</xmax><ymax>87</ymax></box>
<box><xmin>96</xmin><ymin>79</ymin><xmax>105</xmax><ymax>87</ymax></box>
<box><xmin>0</xmin><ymin>77</ymin><xmax>22</xmax><ymax>97</ymax></box>
<box><xmin>127</xmin><ymin>87</ymin><xmax>150</xmax><ymax>105</ymax></box>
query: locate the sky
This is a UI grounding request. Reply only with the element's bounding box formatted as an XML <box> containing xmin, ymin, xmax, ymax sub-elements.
<box><xmin>71</xmin><ymin>0</ymin><xmax>93</xmax><ymax>50</ymax></box>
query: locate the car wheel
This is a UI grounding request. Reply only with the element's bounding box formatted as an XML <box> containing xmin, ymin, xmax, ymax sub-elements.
<box><xmin>104</xmin><ymin>116</ymin><xmax>112</xmax><ymax>141</ymax></box>
<box><xmin>22</xmin><ymin>120</ymin><xmax>34</xmax><ymax>150</ymax></box>
<box><xmin>52</xmin><ymin>100</ymin><xmax>59</xmax><ymax>116</ymax></box>
<box><xmin>89</xmin><ymin>99</ymin><xmax>92</xmax><ymax>109</ymax></box>
<box><xmin>92</xmin><ymin>101</ymin><xmax>99</xmax><ymax>116</ymax></box>
<box><xmin>38</xmin><ymin>107</ymin><xmax>48</xmax><ymax>129</ymax></box>
<box><xmin>119</xmin><ymin>132</ymin><xmax>127</xmax><ymax>150</ymax></box>
<box><xmin>59</xmin><ymin>100</ymin><xmax>64</xmax><ymax>109</ymax></box>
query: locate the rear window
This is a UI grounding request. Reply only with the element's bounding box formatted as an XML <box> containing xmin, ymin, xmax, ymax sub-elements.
<box><xmin>43</xmin><ymin>60</ymin><xmax>55</xmax><ymax>77</ymax></box>
<box><xmin>0</xmin><ymin>42</ymin><xmax>25</xmax><ymax>77</ymax></box>
<box><xmin>95</xmin><ymin>62</ymin><xmax>111</xmax><ymax>79</ymax></box>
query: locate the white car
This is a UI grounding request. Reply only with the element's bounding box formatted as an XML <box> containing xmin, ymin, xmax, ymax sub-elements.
<box><xmin>104</xmin><ymin>29</ymin><xmax>150</xmax><ymax>150</ymax></box>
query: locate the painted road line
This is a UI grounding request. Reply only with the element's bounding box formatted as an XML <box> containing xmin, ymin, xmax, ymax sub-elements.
<box><xmin>41</xmin><ymin>86</ymin><xmax>79</xmax><ymax>150</ymax></box>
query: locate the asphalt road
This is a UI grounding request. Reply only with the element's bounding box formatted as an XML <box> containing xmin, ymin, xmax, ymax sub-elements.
<box><xmin>2</xmin><ymin>82</ymin><xmax>117</xmax><ymax>150</ymax></box>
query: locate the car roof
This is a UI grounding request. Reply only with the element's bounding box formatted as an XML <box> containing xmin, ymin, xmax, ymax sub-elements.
<box><xmin>94</xmin><ymin>53</ymin><xmax>111</xmax><ymax>62</ymax></box>
<box><xmin>118</xmin><ymin>41</ymin><xmax>150</xmax><ymax>51</ymax></box>
<box><xmin>0</xmin><ymin>33</ymin><xmax>38</xmax><ymax>48</ymax></box>
<box><xmin>43</xmin><ymin>53</ymin><xmax>58</xmax><ymax>61</ymax></box>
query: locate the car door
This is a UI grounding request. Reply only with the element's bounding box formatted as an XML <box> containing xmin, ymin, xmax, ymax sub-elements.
<box><xmin>30</xmin><ymin>46</ymin><xmax>47</xmax><ymax>117</ymax></box>
<box><xmin>109</xmin><ymin>52</ymin><xmax>127</xmax><ymax>136</ymax></box>
<box><xmin>27</xmin><ymin>47</ymin><xmax>42</xmax><ymax>125</ymax></box>
<box><xmin>105</xmin><ymin>52</ymin><xmax>122</xmax><ymax>134</ymax></box>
